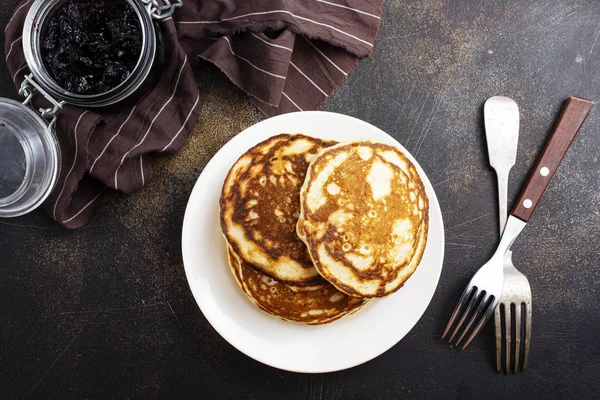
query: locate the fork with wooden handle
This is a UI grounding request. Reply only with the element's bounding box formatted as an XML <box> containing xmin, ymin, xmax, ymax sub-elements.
<box><xmin>443</xmin><ymin>96</ymin><xmax>594</xmax><ymax>350</ymax></box>
<box><xmin>484</xmin><ymin>96</ymin><xmax>532</xmax><ymax>373</ymax></box>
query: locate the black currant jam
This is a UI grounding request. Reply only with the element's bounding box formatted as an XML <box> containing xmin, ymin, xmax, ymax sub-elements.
<box><xmin>41</xmin><ymin>0</ymin><xmax>142</xmax><ymax>95</ymax></box>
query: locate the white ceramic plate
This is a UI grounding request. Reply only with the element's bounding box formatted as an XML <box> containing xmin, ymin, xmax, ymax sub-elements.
<box><xmin>182</xmin><ymin>111</ymin><xmax>444</xmax><ymax>373</ymax></box>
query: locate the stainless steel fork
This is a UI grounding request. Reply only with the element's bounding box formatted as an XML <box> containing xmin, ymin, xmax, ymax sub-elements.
<box><xmin>483</xmin><ymin>96</ymin><xmax>532</xmax><ymax>373</ymax></box>
<box><xmin>442</xmin><ymin>96</ymin><xmax>594</xmax><ymax>350</ymax></box>
<box><xmin>494</xmin><ymin>253</ymin><xmax>532</xmax><ymax>372</ymax></box>
<box><xmin>441</xmin><ymin>216</ymin><xmax>525</xmax><ymax>349</ymax></box>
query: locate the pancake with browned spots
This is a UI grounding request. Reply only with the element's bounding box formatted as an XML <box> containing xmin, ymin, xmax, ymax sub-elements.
<box><xmin>297</xmin><ymin>140</ymin><xmax>429</xmax><ymax>298</ymax></box>
<box><xmin>220</xmin><ymin>134</ymin><xmax>336</xmax><ymax>290</ymax></box>
<box><xmin>227</xmin><ymin>248</ymin><xmax>366</xmax><ymax>325</ymax></box>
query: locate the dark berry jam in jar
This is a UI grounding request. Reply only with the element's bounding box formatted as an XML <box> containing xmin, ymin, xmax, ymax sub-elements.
<box><xmin>41</xmin><ymin>0</ymin><xmax>143</xmax><ymax>96</ymax></box>
<box><xmin>22</xmin><ymin>0</ymin><xmax>158</xmax><ymax>107</ymax></box>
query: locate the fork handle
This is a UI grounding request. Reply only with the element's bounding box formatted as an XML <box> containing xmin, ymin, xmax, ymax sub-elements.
<box><xmin>511</xmin><ymin>97</ymin><xmax>594</xmax><ymax>222</ymax></box>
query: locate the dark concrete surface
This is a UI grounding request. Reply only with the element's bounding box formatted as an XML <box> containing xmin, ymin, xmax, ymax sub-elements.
<box><xmin>1</xmin><ymin>1</ymin><xmax>599</xmax><ymax>399</ymax></box>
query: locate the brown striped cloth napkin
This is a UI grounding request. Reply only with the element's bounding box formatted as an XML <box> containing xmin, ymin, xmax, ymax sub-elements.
<box><xmin>176</xmin><ymin>0</ymin><xmax>384</xmax><ymax>115</ymax></box>
<box><xmin>5</xmin><ymin>0</ymin><xmax>383</xmax><ymax>229</ymax></box>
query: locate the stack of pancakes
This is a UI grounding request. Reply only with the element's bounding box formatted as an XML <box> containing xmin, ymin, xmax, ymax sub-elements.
<box><xmin>220</xmin><ymin>134</ymin><xmax>429</xmax><ymax>325</ymax></box>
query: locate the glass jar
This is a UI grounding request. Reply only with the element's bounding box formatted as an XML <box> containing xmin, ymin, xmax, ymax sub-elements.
<box><xmin>0</xmin><ymin>0</ymin><xmax>182</xmax><ymax>218</ymax></box>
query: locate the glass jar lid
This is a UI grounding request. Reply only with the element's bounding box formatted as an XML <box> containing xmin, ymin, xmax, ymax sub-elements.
<box><xmin>0</xmin><ymin>98</ymin><xmax>59</xmax><ymax>218</ymax></box>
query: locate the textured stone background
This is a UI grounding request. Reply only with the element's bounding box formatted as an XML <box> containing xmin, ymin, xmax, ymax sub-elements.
<box><xmin>1</xmin><ymin>1</ymin><xmax>599</xmax><ymax>399</ymax></box>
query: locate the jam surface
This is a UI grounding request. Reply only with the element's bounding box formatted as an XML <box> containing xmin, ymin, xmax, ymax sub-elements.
<box><xmin>42</xmin><ymin>0</ymin><xmax>142</xmax><ymax>95</ymax></box>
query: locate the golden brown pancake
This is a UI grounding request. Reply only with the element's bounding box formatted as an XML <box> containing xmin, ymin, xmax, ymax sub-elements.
<box><xmin>297</xmin><ymin>140</ymin><xmax>429</xmax><ymax>298</ymax></box>
<box><xmin>227</xmin><ymin>248</ymin><xmax>366</xmax><ymax>325</ymax></box>
<box><xmin>220</xmin><ymin>134</ymin><xmax>336</xmax><ymax>289</ymax></box>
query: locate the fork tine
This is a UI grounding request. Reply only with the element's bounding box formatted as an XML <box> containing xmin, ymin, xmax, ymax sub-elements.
<box><xmin>504</xmin><ymin>303</ymin><xmax>511</xmax><ymax>374</ymax></box>
<box><xmin>455</xmin><ymin>290</ymin><xmax>487</xmax><ymax>346</ymax></box>
<box><xmin>448</xmin><ymin>288</ymin><xmax>479</xmax><ymax>343</ymax></box>
<box><xmin>442</xmin><ymin>286</ymin><xmax>475</xmax><ymax>340</ymax></box>
<box><xmin>514</xmin><ymin>303</ymin><xmax>522</xmax><ymax>372</ymax></box>
<box><xmin>523</xmin><ymin>302</ymin><xmax>532</xmax><ymax>370</ymax></box>
<box><xmin>494</xmin><ymin>306</ymin><xmax>502</xmax><ymax>372</ymax></box>
<box><xmin>460</xmin><ymin>295</ymin><xmax>496</xmax><ymax>349</ymax></box>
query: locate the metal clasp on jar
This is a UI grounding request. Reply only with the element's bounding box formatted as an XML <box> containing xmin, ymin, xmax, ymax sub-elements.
<box><xmin>142</xmin><ymin>0</ymin><xmax>183</xmax><ymax>20</ymax></box>
<box><xmin>19</xmin><ymin>74</ymin><xmax>65</xmax><ymax>133</ymax></box>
